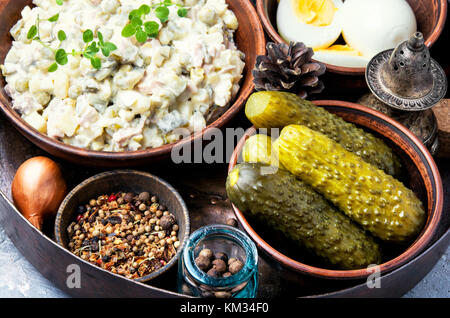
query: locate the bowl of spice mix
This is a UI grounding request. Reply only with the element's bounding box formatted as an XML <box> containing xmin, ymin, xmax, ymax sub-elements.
<box><xmin>55</xmin><ymin>170</ymin><xmax>190</xmax><ymax>283</ymax></box>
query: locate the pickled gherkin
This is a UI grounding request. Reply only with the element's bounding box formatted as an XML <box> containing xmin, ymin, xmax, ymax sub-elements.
<box><xmin>226</xmin><ymin>163</ymin><xmax>382</xmax><ymax>269</ymax></box>
<box><xmin>242</xmin><ymin>134</ymin><xmax>283</xmax><ymax>168</ymax></box>
<box><xmin>274</xmin><ymin>125</ymin><xmax>426</xmax><ymax>243</ymax></box>
<box><xmin>245</xmin><ymin>91</ymin><xmax>402</xmax><ymax>177</ymax></box>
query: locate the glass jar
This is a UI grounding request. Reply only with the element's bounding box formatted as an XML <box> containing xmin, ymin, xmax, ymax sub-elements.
<box><xmin>178</xmin><ymin>224</ymin><xmax>258</xmax><ymax>298</ymax></box>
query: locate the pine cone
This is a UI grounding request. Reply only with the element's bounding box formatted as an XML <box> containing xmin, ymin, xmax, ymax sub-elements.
<box><xmin>252</xmin><ymin>42</ymin><xmax>326</xmax><ymax>98</ymax></box>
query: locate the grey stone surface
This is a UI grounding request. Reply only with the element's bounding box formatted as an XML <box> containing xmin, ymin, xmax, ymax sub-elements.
<box><xmin>404</xmin><ymin>246</ymin><xmax>450</xmax><ymax>298</ymax></box>
<box><xmin>0</xmin><ymin>225</ymin><xmax>68</xmax><ymax>298</ymax></box>
<box><xmin>0</xmin><ymin>220</ymin><xmax>448</xmax><ymax>298</ymax></box>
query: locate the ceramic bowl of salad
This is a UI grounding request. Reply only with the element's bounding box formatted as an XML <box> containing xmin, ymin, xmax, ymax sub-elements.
<box><xmin>0</xmin><ymin>0</ymin><xmax>266</xmax><ymax>167</ymax></box>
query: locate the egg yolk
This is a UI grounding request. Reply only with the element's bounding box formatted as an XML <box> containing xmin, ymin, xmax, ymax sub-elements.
<box><xmin>293</xmin><ymin>0</ymin><xmax>337</xmax><ymax>27</ymax></box>
<box><xmin>316</xmin><ymin>44</ymin><xmax>363</xmax><ymax>56</ymax></box>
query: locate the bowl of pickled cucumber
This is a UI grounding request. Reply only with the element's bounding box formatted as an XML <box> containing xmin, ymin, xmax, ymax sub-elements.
<box><xmin>226</xmin><ymin>91</ymin><xmax>443</xmax><ymax>279</ymax></box>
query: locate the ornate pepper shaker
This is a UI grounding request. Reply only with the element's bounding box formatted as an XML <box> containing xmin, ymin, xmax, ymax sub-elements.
<box><xmin>362</xmin><ymin>32</ymin><xmax>447</xmax><ymax>155</ymax></box>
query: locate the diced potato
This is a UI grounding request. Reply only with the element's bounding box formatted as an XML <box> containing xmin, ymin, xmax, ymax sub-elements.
<box><xmin>223</xmin><ymin>10</ymin><xmax>239</xmax><ymax>30</ymax></box>
<box><xmin>53</xmin><ymin>72</ymin><xmax>69</xmax><ymax>99</ymax></box>
<box><xmin>113</xmin><ymin>66</ymin><xmax>145</xmax><ymax>90</ymax></box>
<box><xmin>159</xmin><ymin>29</ymin><xmax>174</xmax><ymax>45</ymax></box>
<box><xmin>198</xmin><ymin>6</ymin><xmax>217</xmax><ymax>25</ymax></box>
<box><xmin>14</xmin><ymin>77</ymin><xmax>29</xmax><ymax>92</ymax></box>
<box><xmin>10</xmin><ymin>20</ymin><xmax>24</xmax><ymax>40</ymax></box>
<box><xmin>101</xmin><ymin>0</ymin><xmax>119</xmax><ymax>14</ymax></box>
<box><xmin>46</xmin><ymin>99</ymin><xmax>78</xmax><ymax>138</ymax></box>
<box><xmin>190</xmin><ymin>68</ymin><xmax>205</xmax><ymax>86</ymax></box>
<box><xmin>23</xmin><ymin>111</ymin><xmax>46</xmax><ymax>133</ymax></box>
<box><xmin>34</xmin><ymin>92</ymin><xmax>51</xmax><ymax>106</ymax></box>
<box><xmin>29</xmin><ymin>76</ymin><xmax>53</xmax><ymax>94</ymax></box>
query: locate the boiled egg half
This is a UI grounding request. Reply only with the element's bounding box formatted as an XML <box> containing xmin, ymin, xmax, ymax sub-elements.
<box><xmin>276</xmin><ymin>0</ymin><xmax>417</xmax><ymax>68</ymax></box>
<box><xmin>277</xmin><ymin>0</ymin><xmax>344</xmax><ymax>50</ymax></box>
<box><xmin>314</xmin><ymin>44</ymin><xmax>369</xmax><ymax>68</ymax></box>
<box><xmin>341</xmin><ymin>0</ymin><xmax>417</xmax><ymax>60</ymax></box>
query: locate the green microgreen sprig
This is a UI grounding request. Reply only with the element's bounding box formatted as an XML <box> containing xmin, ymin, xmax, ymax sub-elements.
<box><xmin>122</xmin><ymin>0</ymin><xmax>188</xmax><ymax>43</ymax></box>
<box><xmin>27</xmin><ymin>0</ymin><xmax>187</xmax><ymax>73</ymax></box>
<box><xmin>27</xmin><ymin>12</ymin><xmax>117</xmax><ymax>72</ymax></box>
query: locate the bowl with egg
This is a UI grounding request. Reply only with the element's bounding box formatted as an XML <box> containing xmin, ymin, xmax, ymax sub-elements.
<box><xmin>257</xmin><ymin>0</ymin><xmax>447</xmax><ymax>75</ymax></box>
<box><xmin>0</xmin><ymin>0</ymin><xmax>266</xmax><ymax>167</ymax></box>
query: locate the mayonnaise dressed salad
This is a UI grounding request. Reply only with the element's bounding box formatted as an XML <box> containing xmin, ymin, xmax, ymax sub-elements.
<box><xmin>1</xmin><ymin>0</ymin><xmax>245</xmax><ymax>151</ymax></box>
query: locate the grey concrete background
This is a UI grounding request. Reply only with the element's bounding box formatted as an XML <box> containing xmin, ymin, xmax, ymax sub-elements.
<box><xmin>0</xmin><ymin>222</ymin><xmax>448</xmax><ymax>298</ymax></box>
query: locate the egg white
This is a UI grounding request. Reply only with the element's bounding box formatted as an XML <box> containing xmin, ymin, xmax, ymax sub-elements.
<box><xmin>340</xmin><ymin>0</ymin><xmax>417</xmax><ymax>60</ymax></box>
<box><xmin>313</xmin><ymin>50</ymin><xmax>369</xmax><ymax>68</ymax></box>
<box><xmin>277</xmin><ymin>0</ymin><xmax>344</xmax><ymax>50</ymax></box>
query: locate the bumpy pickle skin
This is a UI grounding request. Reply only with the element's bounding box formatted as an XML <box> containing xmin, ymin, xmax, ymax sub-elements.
<box><xmin>274</xmin><ymin>125</ymin><xmax>426</xmax><ymax>243</ymax></box>
<box><xmin>226</xmin><ymin>163</ymin><xmax>382</xmax><ymax>270</ymax></box>
<box><xmin>245</xmin><ymin>91</ymin><xmax>402</xmax><ymax>177</ymax></box>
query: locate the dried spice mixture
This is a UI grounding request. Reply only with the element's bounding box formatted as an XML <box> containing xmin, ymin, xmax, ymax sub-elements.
<box><xmin>67</xmin><ymin>191</ymin><xmax>180</xmax><ymax>279</ymax></box>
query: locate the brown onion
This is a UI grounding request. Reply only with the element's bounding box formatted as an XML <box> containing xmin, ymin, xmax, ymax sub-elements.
<box><xmin>11</xmin><ymin>156</ymin><xmax>67</xmax><ymax>230</ymax></box>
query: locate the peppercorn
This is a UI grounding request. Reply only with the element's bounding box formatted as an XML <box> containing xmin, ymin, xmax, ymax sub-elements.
<box><xmin>160</xmin><ymin>214</ymin><xmax>176</xmax><ymax>230</ymax></box>
<box><xmin>195</xmin><ymin>255</ymin><xmax>211</xmax><ymax>271</ymax></box>
<box><xmin>138</xmin><ymin>192</ymin><xmax>150</xmax><ymax>202</ymax></box>
<box><xmin>206</xmin><ymin>268</ymin><xmax>221</xmax><ymax>278</ymax></box>
<box><xmin>123</xmin><ymin>193</ymin><xmax>134</xmax><ymax>203</ymax></box>
<box><xmin>228</xmin><ymin>258</ymin><xmax>238</xmax><ymax>266</ymax></box>
<box><xmin>199</xmin><ymin>248</ymin><xmax>214</xmax><ymax>260</ymax></box>
<box><xmin>212</xmin><ymin>259</ymin><xmax>227</xmax><ymax>273</ymax></box>
<box><xmin>229</xmin><ymin>260</ymin><xmax>244</xmax><ymax>274</ymax></box>
<box><xmin>214</xmin><ymin>252</ymin><xmax>228</xmax><ymax>263</ymax></box>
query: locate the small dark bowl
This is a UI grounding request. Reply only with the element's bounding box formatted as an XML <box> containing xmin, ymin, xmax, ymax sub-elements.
<box><xmin>0</xmin><ymin>0</ymin><xmax>266</xmax><ymax>167</ymax></box>
<box><xmin>54</xmin><ymin>170</ymin><xmax>190</xmax><ymax>283</ymax></box>
<box><xmin>228</xmin><ymin>100</ymin><xmax>443</xmax><ymax>280</ymax></box>
<box><xmin>257</xmin><ymin>0</ymin><xmax>448</xmax><ymax>76</ymax></box>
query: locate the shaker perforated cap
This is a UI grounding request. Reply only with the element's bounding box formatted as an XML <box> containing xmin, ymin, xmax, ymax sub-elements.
<box><xmin>366</xmin><ymin>32</ymin><xmax>447</xmax><ymax>111</ymax></box>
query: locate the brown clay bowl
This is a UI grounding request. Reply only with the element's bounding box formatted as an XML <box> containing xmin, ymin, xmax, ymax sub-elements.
<box><xmin>228</xmin><ymin>100</ymin><xmax>443</xmax><ymax>280</ymax></box>
<box><xmin>54</xmin><ymin>170</ymin><xmax>190</xmax><ymax>283</ymax></box>
<box><xmin>257</xmin><ymin>0</ymin><xmax>448</xmax><ymax>76</ymax></box>
<box><xmin>0</xmin><ymin>0</ymin><xmax>266</xmax><ymax>167</ymax></box>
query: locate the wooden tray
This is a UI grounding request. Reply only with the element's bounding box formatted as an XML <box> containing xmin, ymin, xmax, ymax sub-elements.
<box><xmin>0</xmin><ymin>109</ymin><xmax>449</xmax><ymax>298</ymax></box>
<box><xmin>0</xmin><ymin>0</ymin><xmax>448</xmax><ymax>298</ymax></box>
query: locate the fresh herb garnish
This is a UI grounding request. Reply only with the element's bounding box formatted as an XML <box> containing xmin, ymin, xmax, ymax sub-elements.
<box><xmin>28</xmin><ymin>0</ymin><xmax>188</xmax><ymax>72</ymax></box>
<box><xmin>27</xmin><ymin>14</ymin><xmax>117</xmax><ymax>72</ymax></box>
<box><xmin>122</xmin><ymin>0</ymin><xmax>188</xmax><ymax>43</ymax></box>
